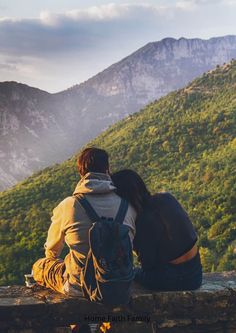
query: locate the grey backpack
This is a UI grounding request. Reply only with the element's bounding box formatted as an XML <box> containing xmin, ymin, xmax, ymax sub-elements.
<box><xmin>75</xmin><ymin>194</ymin><xmax>134</xmax><ymax>306</ymax></box>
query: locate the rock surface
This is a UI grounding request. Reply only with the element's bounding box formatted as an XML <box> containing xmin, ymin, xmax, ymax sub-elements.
<box><xmin>1</xmin><ymin>36</ymin><xmax>236</xmax><ymax>191</ymax></box>
<box><xmin>0</xmin><ymin>271</ymin><xmax>236</xmax><ymax>332</ymax></box>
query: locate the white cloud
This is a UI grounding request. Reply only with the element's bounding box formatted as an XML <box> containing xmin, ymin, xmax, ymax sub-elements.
<box><xmin>0</xmin><ymin>2</ymin><xmax>235</xmax><ymax>91</ymax></box>
<box><xmin>0</xmin><ymin>62</ymin><xmax>17</xmax><ymax>71</ymax></box>
<box><xmin>176</xmin><ymin>1</ymin><xmax>196</xmax><ymax>10</ymax></box>
<box><xmin>223</xmin><ymin>0</ymin><xmax>236</xmax><ymax>5</ymax></box>
<box><xmin>176</xmin><ymin>0</ymin><xmax>228</xmax><ymax>9</ymax></box>
<box><xmin>1</xmin><ymin>3</ymin><xmax>174</xmax><ymax>27</ymax></box>
<box><xmin>0</xmin><ymin>3</ymin><xmax>175</xmax><ymax>57</ymax></box>
<box><xmin>39</xmin><ymin>11</ymin><xmax>59</xmax><ymax>26</ymax></box>
<box><xmin>38</xmin><ymin>4</ymin><xmax>132</xmax><ymax>27</ymax></box>
<box><xmin>65</xmin><ymin>4</ymin><xmax>130</xmax><ymax>21</ymax></box>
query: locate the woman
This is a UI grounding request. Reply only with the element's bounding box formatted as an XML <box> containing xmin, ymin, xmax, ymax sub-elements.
<box><xmin>111</xmin><ymin>169</ymin><xmax>202</xmax><ymax>291</ymax></box>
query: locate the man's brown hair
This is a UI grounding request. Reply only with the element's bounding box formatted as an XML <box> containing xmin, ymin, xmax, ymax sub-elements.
<box><xmin>77</xmin><ymin>147</ymin><xmax>109</xmax><ymax>176</ymax></box>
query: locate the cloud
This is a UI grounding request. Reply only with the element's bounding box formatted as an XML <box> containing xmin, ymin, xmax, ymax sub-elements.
<box><xmin>0</xmin><ymin>62</ymin><xmax>17</xmax><ymax>71</ymax></box>
<box><xmin>0</xmin><ymin>2</ymin><xmax>235</xmax><ymax>91</ymax></box>
<box><xmin>0</xmin><ymin>4</ymin><xmax>174</xmax><ymax>57</ymax></box>
<box><xmin>39</xmin><ymin>4</ymin><xmax>131</xmax><ymax>25</ymax></box>
<box><xmin>0</xmin><ymin>54</ymin><xmax>41</xmax><ymax>78</ymax></box>
<box><xmin>2</xmin><ymin>2</ymin><xmax>234</xmax><ymax>59</ymax></box>
<box><xmin>176</xmin><ymin>0</ymin><xmax>236</xmax><ymax>8</ymax></box>
<box><xmin>176</xmin><ymin>1</ymin><xmax>196</xmax><ymax>10</ymax></box>
<box><xmin>176</xmin><ymin>0</ymin><xmax>222</xmax><ymax>9</ymax></box>
<box><xmin>223</xmin><ymin>0</ymin><xmax>236</xmax><ymax>4</ymax></box>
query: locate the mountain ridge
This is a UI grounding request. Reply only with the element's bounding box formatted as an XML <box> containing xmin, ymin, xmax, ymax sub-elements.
<box><xmin>1</xmin><ymin>35</ymin><xmax>236</xmax><ymax>191</ymax></box>
<box><xmin>3</xmin><ymin>35</ymin><xmax>236</xmax><ymax>94</ymax></box>
<box><xmin>0</xmin><ymin>59</ymin><xmax>235</xmax><ymax>284</ymax></box>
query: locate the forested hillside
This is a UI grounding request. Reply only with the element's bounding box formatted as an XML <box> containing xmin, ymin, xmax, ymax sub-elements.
<box><xmin>0</xmin><ymin>60</ymin><xmax>236</xmax><ymax>285</ymax></box>
<box><xmin>2</xmin><ymin>35</ymin><xmax>236</xmax><ymax>191</ymax></box>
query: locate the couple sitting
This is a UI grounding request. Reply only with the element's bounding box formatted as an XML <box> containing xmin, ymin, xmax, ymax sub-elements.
<box><xmin>33</xmin><ymin>147</ymin><xmax>202</xmax><ymax>299</ymax></box>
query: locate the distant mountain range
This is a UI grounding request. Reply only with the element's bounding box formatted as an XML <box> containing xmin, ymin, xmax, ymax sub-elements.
<box><xmin>1</xmin><ymin>60</ymin><xmax>235</xmax><ymax>285</ymax></box>
<box><xmin>1</xmin><ymin>35</ymin><xmax>236</xmax><ymax>190</ymax></box>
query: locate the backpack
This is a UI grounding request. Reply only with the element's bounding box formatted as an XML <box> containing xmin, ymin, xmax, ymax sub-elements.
<box><xmin>75</xmin><ymin>194</ymin><xmax>134</xmax><ymax>306</ymax></box>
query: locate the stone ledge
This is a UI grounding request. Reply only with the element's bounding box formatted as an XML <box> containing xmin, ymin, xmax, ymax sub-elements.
<box><xmin>0</xmin><ymin>271</ymin><xmax>236</xmax><ymax>333</ymax></box>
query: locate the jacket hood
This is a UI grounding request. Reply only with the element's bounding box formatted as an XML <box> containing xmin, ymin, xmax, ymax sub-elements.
<box><xmin>73</xmin><ymin>172</ymin><xmax>116</xmax><ymax>195</ymax></box>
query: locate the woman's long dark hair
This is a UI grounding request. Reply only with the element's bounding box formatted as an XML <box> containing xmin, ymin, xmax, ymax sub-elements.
<box><xmin>111</xmin><ymin>169</ymin><xmax>151</xmax><ymax>216</ymax></box>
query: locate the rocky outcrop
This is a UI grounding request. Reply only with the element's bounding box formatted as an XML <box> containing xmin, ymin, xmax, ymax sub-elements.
<box><xmin>0</xmin><ymin>271</ymin><xmax>236</xmax><ymax>333</ymax></box>
<box><xmin>74</xmin><ymin>35</ymin><xmax>236</xmax><ymax>105</ymax></box>
<box><xmin>1</xmin><ymin>35</ymin><xmax>236</xmax><ymax>191</ymax></box>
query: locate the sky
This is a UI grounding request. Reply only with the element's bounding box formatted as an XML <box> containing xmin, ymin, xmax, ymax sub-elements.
<box><xmin>0</xmin><ymin>0</ymin><xmax>236</xmax><ymax>92</ymax></box>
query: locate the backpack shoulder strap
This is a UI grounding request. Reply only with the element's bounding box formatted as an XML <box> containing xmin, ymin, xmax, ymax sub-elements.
<box><xmin>114</xmin><ymin>199</ymin><xmax>129</xmax><ymax>225</ymax></box>
<box><xmin>74</xmin><ymin>194</ymin><xmax>100</xmax><ymax>223</ymax></box>
<box><xmin>75</xmin><ymin>194</ymin><xmax>129</xmax><ymax>225</ymax></box>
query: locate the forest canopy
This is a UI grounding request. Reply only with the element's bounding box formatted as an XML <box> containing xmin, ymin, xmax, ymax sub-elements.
<box><xmin>0</xmin><ymin>60</ymin><xmax>236</xmax><ymax>285</ymax></box>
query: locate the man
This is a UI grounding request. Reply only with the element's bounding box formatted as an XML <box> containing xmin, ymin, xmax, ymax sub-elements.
<box><xmin>32</xmin><ymin>147</ymin><xmax>136</xmax><ymax>296</ymax></box>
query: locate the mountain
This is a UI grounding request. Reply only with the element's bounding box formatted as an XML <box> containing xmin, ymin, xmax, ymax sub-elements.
<box><xmin>0</xmin><ymin>60</ymin><xmax>235</xmax><ymax>285</ymax></box>
<box><xmin>1</xmin><ymin>35</ymin><xmax>236</xmax><ymax>191</ymax></box>
<box><xmin>0</xmin><ymin>82</ymin><xmax>81</xmax><ymax>191</ymax></box>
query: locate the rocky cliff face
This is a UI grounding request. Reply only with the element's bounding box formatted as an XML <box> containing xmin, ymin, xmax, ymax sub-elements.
<box><xmin>1</xmin><ymin>35</ymin><xmax>236</xmax><ymax>190</ymax></box>
<box><xmin>73</xmin><ymin>35</ymin><xmax>236</xmax><ymax>105</ymax></box>
<box><xmin>0</xmin><ymin>83</ymin><xmax>80</xmax><ymax>190</ymax></box>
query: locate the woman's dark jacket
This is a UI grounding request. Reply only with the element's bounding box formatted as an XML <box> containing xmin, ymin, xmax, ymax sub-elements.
<box><xmin>133</xmin><ymin>192</ymin><xmax>197</xmax><ymax>270</ymax></box>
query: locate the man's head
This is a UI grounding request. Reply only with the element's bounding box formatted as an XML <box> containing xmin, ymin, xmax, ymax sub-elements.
<box><xmin>77</xmin><ymin>147</ymin><xmax>110</xmax><ymax>176</ymax></box>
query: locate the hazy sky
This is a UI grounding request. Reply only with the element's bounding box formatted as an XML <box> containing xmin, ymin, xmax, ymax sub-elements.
<box><xmin>0</xmin><ymin>0</ymin><xmax>236</xmax><ymax>92</ymax></box>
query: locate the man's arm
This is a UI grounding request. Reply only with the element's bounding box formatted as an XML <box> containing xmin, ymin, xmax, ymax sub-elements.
<box><xmin>44</xmin><ymin>200</ymin><xmax>66</xmax><ymax>259</ymax></box>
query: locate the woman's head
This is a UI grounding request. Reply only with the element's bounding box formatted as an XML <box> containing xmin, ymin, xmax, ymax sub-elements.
<box><xmin>111</xmin><ymin>169</ymin><xmax>151</xmax><ymax>215</ymax></box>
